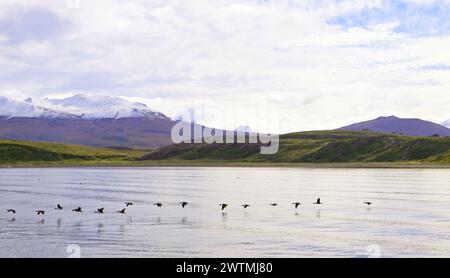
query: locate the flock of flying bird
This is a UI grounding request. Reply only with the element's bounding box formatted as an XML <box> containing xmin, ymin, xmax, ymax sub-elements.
<box><xmin>221</xmin><ymin>198</ymin><xmax>372</xmax><ymax>210</ymax></box>
<box><xmin>4</xmin><ymin>198</ymin><xmax>373</xmax><ymax>216</ymax></box>
<box><xmin>5</xmin><ymin>201</ymin><xmax>167</xmax><ymax>216</ymax></box>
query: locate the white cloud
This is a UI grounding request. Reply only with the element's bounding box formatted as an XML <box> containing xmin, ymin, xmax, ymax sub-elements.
<box><xmin>0</xmin><ymin>0</ymin><xmax>449</xmax><ymax>133</ymax></box>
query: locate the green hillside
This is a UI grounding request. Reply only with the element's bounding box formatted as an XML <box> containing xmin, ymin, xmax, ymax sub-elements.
<box><xmin>142</xmin><ymin>130</ymin><xmax>450</xmax><ymax>164</ymax></box>
<box><xmin>2</xmin><ymin>130</ymin><xmax>450</xmax><ymax>167</ymax></box>
<box><xmin>0</xmin><ymin>139</ymin><xmax>149</xmax><ymax>166</ymax></box>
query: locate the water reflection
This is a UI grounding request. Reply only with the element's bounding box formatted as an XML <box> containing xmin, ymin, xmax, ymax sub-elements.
<box><xmin>97</xmin><ymin>222</ymin><xmax>104</xmax><ymax>234</ymax></box>
<box><xmin>74</xmin><ymin>221</ymin><xmax>83</xmax><ymax>231</ymax></box>
<box><xmin>126</xmin><ymin>217</ymin><xmax>133</xmax><ymax>224</ymax></box>
<box><xmin>180</xmin><ymin>216</ymin><xmax>188</xmax><ymax>225</ymax></box>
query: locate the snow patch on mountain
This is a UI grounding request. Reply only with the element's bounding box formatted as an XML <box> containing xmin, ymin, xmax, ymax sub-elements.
<box><xmin>0</xmin><ymin>94</ymin><xmax>168</xmax><ymax>119</ymax></box>
<box><xmin>41</xmin><ymin>95</ymin><xmax>168</xmax><ymax>119</ymax></box>
<box><xmin>0</xmin><ymin>96</ymin><xmax>76</xmax><ymax>119</ymax></box>
<box><xmin>443</xmin><ymin>119</ymin><xmax>450</xmax><ymax>128</ymax></box>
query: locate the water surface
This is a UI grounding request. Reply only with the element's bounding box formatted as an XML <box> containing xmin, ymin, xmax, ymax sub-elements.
<box><xmin>1</xmin><ymin>167</ymin><xmax>450</xmax><ymax>258</ymax></box>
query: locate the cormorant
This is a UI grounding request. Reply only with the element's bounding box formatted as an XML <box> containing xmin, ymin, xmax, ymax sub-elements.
<box><xmin>219</xmin><ymin>204</ymin><xmax>228</xmax><ymax>210</ymax></box>
<box><xmin>72</xmin><ymin>207</ymin><xmax>82</xmax><ymax>212</ymax></box>
<box><xmin>95</xmin><ymin>208</ymin><xmax>105</xmax><ymax>213</ymax></box>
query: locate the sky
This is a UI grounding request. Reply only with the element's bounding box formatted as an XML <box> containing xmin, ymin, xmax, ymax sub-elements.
<box><xmin>0</xmin><ymin>0</ymin><xmax>450</xmax><ymax>133</ymax></box>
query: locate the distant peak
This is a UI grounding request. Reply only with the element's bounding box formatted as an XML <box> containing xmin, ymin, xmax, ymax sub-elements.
<box><xmin>338</xmin><ymin>115</ymin><xmax>450</xmax><ymax>137</ymax></box>
<box><xmin>24</xmin><ymin>97</ymin><xmax>33</xmax><ymax>103</ymax></box>
<box><xmin>378</xmin><ymin>115</ymin><xmax>399</xmax><ymax>119</ymax></box>
<box><xmin>70</xmin><ymin>94</ymin><xmax>88</xmax><ymax>98</ymax></box>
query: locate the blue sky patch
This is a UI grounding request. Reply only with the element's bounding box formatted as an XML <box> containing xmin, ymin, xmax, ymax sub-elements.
<box><xmin>328</xmin><ymin>0</ymin><xmax>450</xmax><ymax>36</ymax></box>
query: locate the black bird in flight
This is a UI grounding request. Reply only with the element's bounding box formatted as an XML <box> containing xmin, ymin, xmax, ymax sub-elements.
<box><xmin>55</xmin><ymin>204</ymin><xmax>63</xmax><ymax>210</ymax></box>
<box><xmin>116</xmin><ymin>208</ymin><xmax>126</xmax><ymax>214</ymax></box>
<box><xmin>364</xmin><ymin>202</ymin><xmax>373</xmax><ymax>206</ymax></box>
<box><xmin>36</xmin><ymin>210</ymin><xmax>45</xmax><ymax>215</ymax></box>
<box><xmin>95</xmin><ymin>208</ymin><xmax>105</xmax><ymax>213</ymax></box>
<box><xmin>154</xmin><ymin>203</ymin><xmax>163</xmax><ymax>207</ymax></box>
<box><xmin>219</xmin><ymin>204</ymin><xmax>228</xmax><ymax>210</ymax></box>
<box><xmin>124</xmin><ymin>202</ymin><xmax>133</xmax><ymax>207</ymax></box>
<box><xmin>72</xmin><ymin>207</ymin><xmax>82</xmax><ymax>212</ymax></box>
<box><xmin>242</xmin><ymin>204</ymin><xmax>250</xmax><ymax>208</ymax></box>
<box><xmin>179</xmin><ymin>202</ymin><xmax>189</xmax><ymax>208</ymax></box>
<box><xmin>292</xmin><ymin>202</ymin><xmax>301</xmax><ymax>209</ymax></box>
<box><xmin>270</xmin><ymin>203</ymin><xmax>278</xmax><ymax>206</ymax></box>
<box><xmin>6</xmin><ymin>209</ymin><xmax>16</xmax><ymax>214</ymax></box>
<box><xmin>314</xmin><ymin>198</ymin><xmax>322</xmax><ymax>205</ymax></box>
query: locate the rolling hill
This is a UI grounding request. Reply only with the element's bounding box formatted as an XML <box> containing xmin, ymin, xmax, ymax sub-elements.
<box><xmin>0</xmin><ymin>139</ymin><xmax>148</xmax><ymax>165</ymax></box>
<box><xmin>141</xmin><ymin>130</ymin><xmax>450</xmax><ymax>164</ymax></box>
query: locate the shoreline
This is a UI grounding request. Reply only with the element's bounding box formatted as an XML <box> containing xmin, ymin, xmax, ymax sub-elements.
<box><xmin>1</xmin><ymin>160</ymin><xmax>450</xmax><ymax>169</ymax></box>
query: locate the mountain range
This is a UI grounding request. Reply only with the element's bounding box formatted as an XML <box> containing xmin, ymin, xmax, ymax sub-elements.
<box><xmin>1</xmin><ymin>94</ymin><xmax>450</xmax><ymax>149</ymax></box>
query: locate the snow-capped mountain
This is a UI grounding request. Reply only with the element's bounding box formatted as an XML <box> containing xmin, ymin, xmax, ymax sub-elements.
<box><xmin>0</xmin><ymin>96</ymin><xmax>77</xmax><ymax>119</ymax></box>
<box><xmin>0</xmin><ymin>94</ymin><xmax>168</xmax><ymax>120</ymax></box>
<box><xmin>443</xmin><ymin>119</ymin><xmax>450</xmax><ymax>128</ymax></box>
<box><xmin>0</xmin><ymin>94</ymin><xmax>175</xmax><ymax>148</ymax></box>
